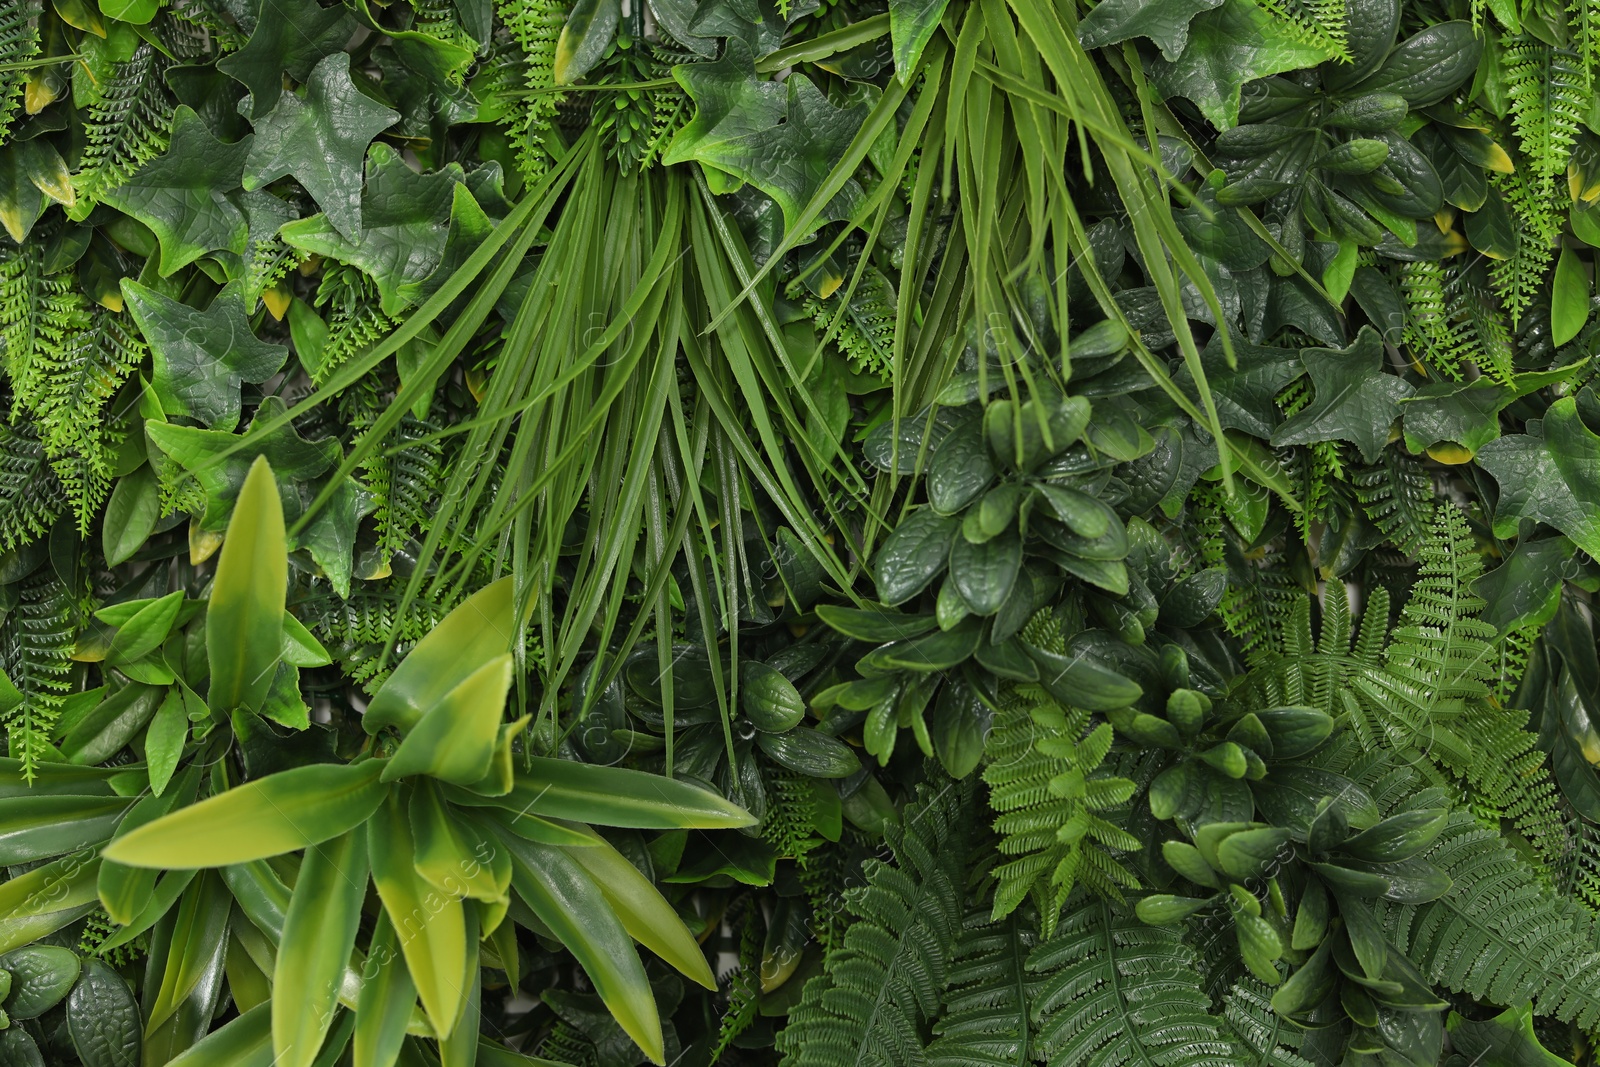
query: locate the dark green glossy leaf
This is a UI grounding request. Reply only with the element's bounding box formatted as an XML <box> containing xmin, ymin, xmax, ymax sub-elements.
<box><xmin>1147</xmin><ymin>0</ymin><xmax>1331</xmax><ymax>127</ymax></box>
<box><xmin>756</xmin><ymin>726</ymin><xmax>860</xmax><ymax>778</ymax></box>
<box><xmin>66</xmin><ymin>958</ymin><xmax>141</xmax><ymax>1067</ymax></box>
<box><xmin>874</xmin><ymin>509</ymin><xmax>958</xmax><ymax>606</ymax></box>
<box><xmin>1271</xmin><ymin>327</ymin><xmax>1413</xmax><ymax>462</ymax></box>
<box><xmin>217</xmin><ymin>0</ymin><xmax>357</xmax><ymax>119</ymax></box>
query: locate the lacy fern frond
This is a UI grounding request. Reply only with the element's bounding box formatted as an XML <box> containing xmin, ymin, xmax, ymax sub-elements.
<box><xmin>0</xmin><ymin>419</ymin><xmax>67</xmax><ymax>553</ymax></box>
<box><xmin>314</xmin><ymin>266</ymin><xmax>397</xmax><ymax>385</ymax></box>
<box><xmin>495</xmin><ymin>0</ymin><xmax>565</xmax><ymax>185</ymax></box>
<box><xmin>1251</xmin><ymin>0</ymin><xmax>1348</xmax><ymax>59</ymax></box>
<box><xmin>1222</xmin><ymin>979</ymin><xmax>1315</xmax><ymax>1067</ymax></box>
<box><xmin>1195</xmin><ymin>489</ymin><xmax>1304</xmax><ymax>664</ymax></box>
<box><xmin>710</xmin><ymin>903</ymin><xmax>764</xmax><ymax>1062</ymax></box>
<box><xmin>1350</xmin><ymin>505</ymin><xmax>1564</xmax><ymax>862</ymax></box>
<box><xmin>0</xmin><ymin>0</ymin><xmax>40</xmax><ymax>141</ymax></box>
<box><xmin>1505</xmin><ymin>40</ymin><xmax>1585</xmax><ymax>186</ymax></box>
<box><xmin>792</xmin><ymin>268</ymin><xmax>898</xmax><ymax>380</ymax></box>
<box><xmin>983</xmin><ymin>685</ymin><xmax>1139</xmax><ymax>935</ymax></box>
<box><xmin>761</xmin><ymin>767</ymin><xmax>827</xmax><ymax>862</ymax></box>
<box><xmin>72</xmin><ymin>44</ymin><xmax>175</xmax><ymax>212</ymax></box>
<box><xmin>924</xmin><ymin>911</ymin><xmax>1035</xmax><ymax>1067</ymax></box>
<box><xmin>1490</xmin><ymin>162</ymin><xmax>1562</xmax><ymax>325</ymax></box>
<box><xmin>0</xmin><ymin>575</ymin><xmax>77</xmax><ymax>778</ymax></box>
<box><xmin>1399</xmin><ymin>260</ymin><xmax>1515</xmax><ymax>384</ymax></box>
<box><xmin>300</xmin><ymin>589</ymin><xmax>449</xmax><ymax>692</ymax></box>
<box><xmin>1382</xmin><ymin>810</ymin><xmax>1600</xmax><ymax>1028</ymax></box>
<box><xmin>1028</xmin><ymin>895</ymin><xmax>1251</xmax><ymax>1067</ymax></box>
<box><xmin>776</xmin><ymin>781</ymin><xmax>972</xmax><ymax>1067</ymax></box>
<box><xmin>1352</xmin><ymin>449</ymin><xmax>1434</xmax><ymax>555</ymax></box>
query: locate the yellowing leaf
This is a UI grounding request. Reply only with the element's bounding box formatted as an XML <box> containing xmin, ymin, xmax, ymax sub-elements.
<box><xmin>381</xmin><ymin>653</ymin><xmax>513</xmax><ymax>785</ymax></box>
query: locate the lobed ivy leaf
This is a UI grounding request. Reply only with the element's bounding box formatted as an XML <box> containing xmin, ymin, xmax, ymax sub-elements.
<box><xmin>664</xmin><ymin>38</ymin><xmax>868</xmax><ymax>231</ymax></box>
<box><xmin>102</xmin><ymin>107</ymin><xmax>252</xmax><ymax>276</ymax></box>
<box><xmin>122</xmin><ymin>279</ymin><xmax>289</xmax><ymax>431</ymax></box>
<box><xmin>217</xmin><ymin>0</ymin><xmax>359</xmax><ymax>120</ymax></box>
<box><xmin>280</xmin><ymin>144</ymin><xmax>469</xmax><ymax>316</ymax></box>
<box><xmin>1477</xmin><ymin>397</ymin><xmax>1600</xmax><ymax>561</ymax></box>
<box><xmin>146</xmin><ymin>397</ymin><xmax>362</xmax><ymax>596</ymax></box>
<box><xmin>1078</xmin><ymin>0</ymin><xmax>1226</xmax><ymax>62</ymax></box>
<box><xmin>1176</xmin><ymin>334</ymin><xmax>1304</xmax><ymax>438</ymax></box>
<box><xmin>243</xmin><ymin>52</ymin><xmax>399</xmax><ymax>241</ymax></box>
<box><xmin>1271</xmin><ymin>326</ymin><xmax>1413</xmax><ymax>462</ymax></box>
<box><xmin>1147</xmin><ymin>0</ymin><xmax>1332</xmax><ymax>128</ymax></box>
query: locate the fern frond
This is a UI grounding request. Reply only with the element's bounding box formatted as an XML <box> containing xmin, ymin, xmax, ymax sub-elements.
<box><xmin>793</xmin><ymin>268</ymin><xmax>899</xmax><ymax>380</ymax></box>
<box><xmin>1506</xmin><ymin>40</ymin><xmax>1585</xmax><ymax>185</ymax></box>
<box><xmin>1489</xmin><ymin>148</ymin><xmax>1562</xmax><ymax>323</ymax></box>
<box><xmin>0</xmin><ymin>0</ymin><xmax>40</xmax><ymax>142</ymax></box>
<box><xmin>495</xmin><ymin>0</ymin><xmax>565</xmax><ymax>185</ymax></box>
<box><xmin>314</xmin><ymin>267</ymin><xmax>397</xmax><ymax>384</ymax></box>
<box><xmin>72</xmin><ymin>44</ymin><xmax>175</xmax><ymax>212</ymax></box>
<box><xmin>776</xmin><ymin>781</ymin><xmax>973</xmax><ymax>1067</ymax></box>
<box><xmin>924</xmin><ymin>911</ymin><xmax>1035</xmax><ymax>1067</ymax></box>
<box><xmin>299</xmin><ymin>589</ymin><xmax>449</xmax><ymax>692</ymax></box>
<box><xmin>1028</xmin><ymin>896</ymin><xmax>1251</xmax><ymax>1067</ymax></box>
<box><xmin>1383</xmin><ymin>810</ymin><xmax>1600</xmax><ymax>1028</ymax></box>
<box><xmin>983</xmin><ymin>685</ymin><xmax>1139</xmax><ymax>935</ymax></box>
<box><xmin>1221</xmin><ymin>979</ymin><xmax>1315</xmax><ymax>1067</ymax></box>
<box><xmin>0</xmin><ymin>576</ymin><xmax>76</xmax><ymax>778</ymax></box>
<box><xmin>0</xmin><ymin>419</ymin><xmax>66</xmax><ymax>552</ymax></box>
<box><xmin>1250</xmin><ymin>0</ymin><xmax>1348</xmax><ymax>59</ymax></box>
<box><xmin>1352</xmin><ymin>450</ymin><xmax>1434</xmax><ymax>555</ymax></box>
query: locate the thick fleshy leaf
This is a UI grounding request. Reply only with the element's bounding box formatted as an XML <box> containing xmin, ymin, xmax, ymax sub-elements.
<box><xmin>382</xmin><ymin>653</ymin><xmax>513</xmax><ymax>784</ymax></box>
<box><xmin>243</xmin><ymin>53</ymin><xmax>398</xmax><ymax>240</ymax></box>
<box><xmin>274</xmin><ymin>826</ymin><xmax>368</xmax><ymax>1067</ymax></box>
<box><xmin>101</xmin><ymin>761</ymin><xmax>388</xmax><ymax>868</ymax></box>
<box><xmin>207</xmin><ymin>456</ymin><xmax>288</xmax><ymax>714</ymax></box>
<box><xmin>123</xmin><ymin>280</ymin><xmax>289</xmax><ymax>432</ymax></box>
<box><xmin>369</xmin><ymin>788</ymin><xmax>468</xmax><ymax>1038</ymax></box>
<box><xmin>874</xmin><ymin>509</ymin><xmax>959</xmax><ymax>606</ymax></box>
<box><xmin>66</xmin><ymin>958</ymin><xmax>142</xmax><ymax>1067</ymax></box>
<box><xmin>0</xmin><ymin>945</ymin><xmax>80</xmax><ymax>1017</ymax></box>
<box><xmin>497</xmin><ymin>830</ymin><xmax>663</xmax><ymax>1064</ymax></box>
<box><xmin>365</xmin><ymin>578</ymin><xmax>518</xmax><ymax>735</ymax></box>
<box><xmin>101</xmin><ymin>107</ymin><xmax>252</xmax><ymax>276</ymax></box>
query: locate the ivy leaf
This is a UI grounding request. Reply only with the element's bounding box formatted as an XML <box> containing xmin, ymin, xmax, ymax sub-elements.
<box><xmin>1477</xmin><ymin>397</ymin><xmax>1600</xmax><ymax>560</ymax></box>
<box><xmin>1473</xmin><ymin>537</ymin><xmax>1573</xmax><ymax>635</ymax></box>
<box><xmin>1401</xmin><ymin>365</ymin><xmax>1577</xmax><ymax>460</ymax></box>
<box><xmin>1176</xmin><ymin>333</ymin><xmax>1304</xmax><ymax>438</ymax></box>
<box><xmin>280</xmin><ymin>144</ymin><xmax>467</xmax><ymax>316</ymax></box>
<box><xmin>891</xmin><ymin>0</ymin><xmax>955</xmax><ymax>80</ymax></box>
<box><xmin>122</xmin><ymin>279</ymin><xmax>288</xmax><ymax>431</ymax></box>
<box><xmin>664</xmin><ymin>38</ymin><xmax>868</xmax><ymax>230</ymax></box>
<box><xmin>217</xmin><ymin>0</ymin><xmax>358</xmax><ymax>120</ymax></box>
<box><xmin>1147</xmin><ymin>0</ymin><xmax>1332</xmax><ymax>128</ymax></box>
<box><xmin>102</xmin><ymin>107</ymin><xmax>252</xmax><ymax>276</ymax></box>
<box><xmin>243</xmin><ymin>53</ymin><xmax>398</xmax><ymax>242</ymax></box>
<box><xmin>1271</xmin><ymin>326</ymin><xmax>1414</xmax><ymax>461</ymax></box>
<box><xmin>1079</xmin><ymin>0</ymin><xmax>1226</xmax><ymax>61</ymax></box>
<box><xmin>145</xmin><ymin>397</ymin><xmax>364</xmax><ymax>596</ymax></box>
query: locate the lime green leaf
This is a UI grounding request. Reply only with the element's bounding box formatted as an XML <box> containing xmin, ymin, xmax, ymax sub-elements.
<box><xmin>1552</xmin><ymin>246</ymin><xmax>1591</xmax><ymax>347</ymax></box>
<box><xmin>491</xmin><ymin>759</ymin><xmax>755</xmax><ymax>829</ymax></box>
<box><xmin>561</xmin><ymin>827</ymin><xmax>716</xmax><ymax>990</ymax></box>
<box><xmin>0</xmin><ymin>144</ymin><xmax>45</xmax><ymax>243</ymax></box>
<box><xmin>1271</xmin><ymin>326</ymin><xmax>1413</xmax><ymax>462</ymax></box>
<box><xmin>353</xmin><ymin>911</ymin><xmax>416</xmax><ymax>1067</ymax></box>
<box><xmin>106</xmin><ymin>590</ymin><xmax>183</xmax><ymax>665</ymax></box>
<box><xmin>166</xmin><ymin>1001</ymin><xmax>272</xmax><ymax>1067</ymax></box>
<box><xmin>280</xmin><ymin>144</ymin><xmax>469</xmax><ymax>316</ymax></box>
<box><xmin>207</xmin><ymin>456</ymin><xmax>287</xmax><ymax>714</ymax></box>
<box><xmin>98</xmin><ymin>0</ymin><xmax>159</xmax><ymax>24</ymax></box>
<box><xmin>553</xmin><ymin>0</ymin><xmax>621</xmax><ymax>85</ymax></box>
<box><xmin>101</xmin><ymin>761</ymin><xmax>388</xmax><ymax>868</ymax></box>
<box><xmin>243</xmin><ymin>53</ymin><xmax>398</xmax><ymax>241</ymax></box>
<box><xmin>364</xmin><ymin>577</ymin><xmax>517</xmax><ymax>735</ymax></box>
<box><xmin>498</xmin><ymin>830</ymin><xmax>663</xmax><ymax>1064</ymax></box>
<box><xmin>58</xmin><ymin>684</ymin><xmax>165</xmax><ymax>766</ymax></box>
<box><xmin>1147</xmin><ymin>0</ymin><xmax>1332</xmax><ymax>128</ymax></box>
<box><xmin>381</xmin><ymin>653</ymin><xmax>513</xmax><ymax>785</ymax></box>
<box><xmin>102</xmin><ymin>466</ymin><xmax>160</xmax><ymax>567</ymax></box>
<box><xmin>123</xmin><ymin>279</ymin><xmax>288</xmax><ymax>432</ymax></box>
<box><xmin>273</xmin><ymin>826</ymin><xmax>368</xmax><ymax>1067</ymax></box>
<box><xmin>1078</xmin><ymin>0</ymin><xmax>1225</xmax><ymax>61</ymax></box>
<box><xmin>144</xmin><ymin>689</ymin><xmax>188</xmax><ymax>798</ymax></box>
<box><xmin>369</xmin><ymin>788</ymin><xmax>468</xmax><ymax>1038</ymax></box>
<box><xmin>102</xmin><ymin>107</ymin><xmax>252</xmax><ymax>276</ymax></box>
<box><xmin>217</xmin><ymin>0</ymin><xmax>358</xmax><ymax>120</ymax></box>
<box><xmin>664</xmin><ymin>39</ymin><xmax>868</xmax><ymax>231</ymax></box>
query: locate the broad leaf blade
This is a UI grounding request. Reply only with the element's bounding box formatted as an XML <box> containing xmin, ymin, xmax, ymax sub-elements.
<box><xmin>207</xmin><ymin>456</ymin><xmax>288</xmax><ymax>714</ymax></box>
